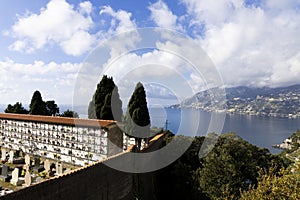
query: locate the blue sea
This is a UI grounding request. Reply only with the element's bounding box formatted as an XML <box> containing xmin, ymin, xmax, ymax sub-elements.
<box><xmin>149</xmin><ymin>107</ymin><xmax>300</xmax><ymax>154</ymax></box>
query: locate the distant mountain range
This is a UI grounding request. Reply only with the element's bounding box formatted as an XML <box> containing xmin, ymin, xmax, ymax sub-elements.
<box><xmin>170</xmin><ymin>84</ymin><xmax>300</xmax><ymax>118</ymax></box>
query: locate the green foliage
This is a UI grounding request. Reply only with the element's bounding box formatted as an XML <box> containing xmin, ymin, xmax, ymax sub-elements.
<box><xmin>240</xmin><ymin>164</ymin><xmax>300</xmax><ymax>200</ymax></box>
<box><xmin>124</xmin><ymin>82</ymin><xmax>150</xmax><ymax>149</ymax></box>
<box><xmin>60</xmin><ymin>109</ymin><xmax>79</xmax><ymax>118</ymax></box>
<box><xmin>29</xmin><ymin>91</ymin><xmax>48</xmax><ymax>115</ymax></box>
<box><xmin>29</xmin><ymin>91</ymin><xmax>60</xmax><ymax>116</ymax></box>
<box><xmin>155</xmin><ymin>133</ymin><xmax>289</xmax><ymax>200</ymax></box>
<box><xmin>155</xmin><ymin>135</ymin><xmax>209</xmax><ymax>200</ymax></box>
<box><xmin>198</xmin><ymin>133</ymin><xmax>288</xmax><ymax>200</ymax></box>
<box><xmin>5</xmin><ymin>102</ymin><xmax>29</xmax><ymax>114</ymax></box>
<box><xmin>45</xmin><ymin>100</ymin><xmax>59</xmax><ymax>116</ymax></box>
<box><xmin>88</xmin><ymin>75</ymin><xmax>122</xmax><ymax>121</ymax></box>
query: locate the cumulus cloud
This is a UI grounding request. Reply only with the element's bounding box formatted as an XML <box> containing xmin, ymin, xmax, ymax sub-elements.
<box><xmin>0</xmin><ymin>59</ymin><xmax>81</xmax><ymax>104</ymax></box>
<box><xmin>8</xmin><ymin>0</ymin><xmax>95</xmax><ymax>56</ymax></box>
<box><xmin>100</xmin><ymin>6</ymin><xmax>137</xmax><ymax>34</ymax></box>
<box><xmin>180</xmin><ymin>0</ymin><xmax>300</xmax><ymax>88</ymax></box>
<box><xmin>148</xmin><ymin>0</ymin><xmax>182</xmax><ymax>31</ymax></box>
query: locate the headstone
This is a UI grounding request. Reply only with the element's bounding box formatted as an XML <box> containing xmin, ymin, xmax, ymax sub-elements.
<box><xmin>1</xmin><ymin>165</ymin><xmax>8</xmax><ymax>177</ymax></box>
<box><xmin>24</xmin><ymin>171</ymin><xmax>31</xmax><ymax>186</ymax></box>
<box><xmin>56</xmin><ymin>162</ymin><xmax>63</xmax><ymax>175</ymax></box>
<box><xmin>8</xmin><ymin>151</ymin><xmax>14</xmax><ymax>163</ymax></box>
<box><xmin>11</xmin><ymin>168</ymin><xmax>19</xmax><ymax>183</ymax></box>
<box><xmin>44</xmin><ymin>159</ymin><xmax>50</xmax><ymax>172</ymax></box>
<box><xmin>1</xmin><ymin>149</ymin><xmax>6</xmax><ymax>161</ymax></box>
<box><xmin>0</xmin><ymin>165</ymin><xmax>9</xmax><ymax>182</ymax></box>
<box><xmin>25</xmin><ymin>154</ymin><xmax>30</xmax><ymax>166</ymax></box>
<box><xmin>10</xmin><ymin>168</ymin><xmax>23</xmax><ymax>186</ymax></box>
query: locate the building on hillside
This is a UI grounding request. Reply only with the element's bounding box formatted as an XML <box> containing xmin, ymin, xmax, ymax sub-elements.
<box><xmin>0</xmin><ymin>113</ymin><xmax>123</xmax><ymax>166</ymax></box>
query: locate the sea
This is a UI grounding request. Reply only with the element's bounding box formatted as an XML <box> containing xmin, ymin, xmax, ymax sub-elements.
<box><xmin>149</xmin><ymin>107</ymin><xmax>300</xmax><ymax>154</ymax></box>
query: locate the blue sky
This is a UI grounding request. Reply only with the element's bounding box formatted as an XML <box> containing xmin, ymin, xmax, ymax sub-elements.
<box><xmin>1</xmin><ymin>0</ymin><xmax>300</xmax><ymax>109</ymax></box>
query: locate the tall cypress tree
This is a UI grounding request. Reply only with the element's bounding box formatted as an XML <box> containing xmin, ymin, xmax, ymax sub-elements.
<box><xmin>29</xmin><ymin>91</ymin><xmax>48</xmax><ymax>115</ymax></box>
<box><xmin>124</xmin><ymin>82</ymin><xmax>150</xmax><ymax>149</ymax></box>
<box><xmin>88</xmin><ymin>75</ymin><xmax>122</xmax><ymax>121</ymax></box>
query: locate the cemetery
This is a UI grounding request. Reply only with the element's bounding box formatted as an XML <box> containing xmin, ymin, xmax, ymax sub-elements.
<box><xmin>0</xmin><ymin>113</ymin><xmax>151</xmax><ymax>196</ymax></box>
<box><xmin>0</xmin><ymin>113</ymin><xmax>126</xmax><ymax>167</ymax></box>
<box><xmin>0</xmin><ymin>151</ymin><xmax>76</xmax><ymax>196</ymax></box>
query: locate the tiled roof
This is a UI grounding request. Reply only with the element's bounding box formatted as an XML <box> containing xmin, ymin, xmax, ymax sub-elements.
<box><xmin>0</xmin><ymin>113</ymin><xmax>116</xmax><ymax>128</ymax></box>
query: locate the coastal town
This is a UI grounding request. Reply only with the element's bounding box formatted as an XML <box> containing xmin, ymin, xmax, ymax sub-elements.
<box><xmin>174</xmin><ymin>85</ymin><xmax>300</xmax><ymax>118</ymax></box>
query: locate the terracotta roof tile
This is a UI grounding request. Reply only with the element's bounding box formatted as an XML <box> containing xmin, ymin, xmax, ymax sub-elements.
<box><xmin>0</xmin><ymin>113</ymin><xmax>115</xmax><ymax>128</ymax></box>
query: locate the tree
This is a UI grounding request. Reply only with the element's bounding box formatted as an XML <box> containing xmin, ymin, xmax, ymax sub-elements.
<box><xmin>240</xmin><ymin>164</ymin><xmax>300</xmax><ymax>200</ymax></box>
<box><xmin>46</xmin><ymin>100</ymin><xmax>59</xmax><ymax>116</ymax></box>
<box><xmin>88</xmin><ymin>75</ymin><xmax>122</xmax><ymax>121</ymax></box>
<box><xmin>124</xmin><ymin>82</ymin><xmax>150</xmax><ymax>149</ymax></box>
<box><xmin>197</xmin><ymin>133</ymin><xmax>288</xmax><ymax>199</ymax></box>
<box><xmin>155</xmin><ymin>135</ymin><xmax>210</xmax><ymax>200</ymax></box>
<box><xmin>60</xmin><ymin>109</ymin><xmax>79</xmax><ymax>118</ymax></box>
<box><xmin>29</xmin><ymin>91</ymin><xmax>48</xmax><ymax>115</ymax></box>
<box><xmin>5</xmin><ymin>102</ymin><xmax>29</xmax><ymax>114</ymax></box>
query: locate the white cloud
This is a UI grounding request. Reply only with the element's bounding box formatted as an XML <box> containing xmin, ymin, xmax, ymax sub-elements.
<box><xmin>0</xmin><ymin>59</ymin><xmax>81</xmax><ymax>104</ymax></box>
<box><xmin>181</xmin><ymin>0</ymin><xmax>300</xmax><ymax>88</ymax></box>
<box><xmin>8</xmin><ymin>0</ymin><xmax>95</xmax><ymax>56</ymax></box>
<box><xmin>100</xmin><ymin>6</ymin><xmax>137</xmax><ymax>34</ymax></box>
<box><xmin>265</xmin><ymin>0</ymin><xmax>300</xmax><ymax>10</ymax></box>
<box><xmin>79</xmin><ymin>1</ymin><xmax>92</xmax><ymax>15</ymax></box>
<box><xmin>148</xmin><ymin>0</ymin><xmax>182</xmax><ymax>31</ymax></box>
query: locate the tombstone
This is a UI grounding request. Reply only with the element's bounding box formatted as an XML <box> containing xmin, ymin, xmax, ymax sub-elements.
<box><xmin>25</xmin><ymin>154</ymin><xmax>30</xmax><ymax>166</ymax></box>
<box><xmin>24</xmin><ymin>171</ymin><xmax>31</xmax><ymax>186</ymax></box>
<box><xmin>1</xmin><ymin>149</ymin><xmax>6</xmax><ymax>161</ymax></box>
<box><xmin>56</xmin><ymin>162</ymin><xmax>63</xmax><ymax>175</ymax></box>
<box><xmin>10</xmin><ymin>168</ymin><xmax>23</xmax><ymax>186</ymax></box>
<box><xmin>8</xmin><ymin>151</ymin><xmax>14</xmax><ymax>163</ymax></box>
<box><xmin>44</xmin><ymin>159</ymin><xmax>50</xmax><ymax>173</ymax></box>
<box><xmin>1</xmin><ymin>165</ymin><xmax>8</xmax><ymax>177</ymax></box>
<box><xmin>0</xmin><ymin>165</ymin><xmax>9</xmax><ymax>182</ymax></box>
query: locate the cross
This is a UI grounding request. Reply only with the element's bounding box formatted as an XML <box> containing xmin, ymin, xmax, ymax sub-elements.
<box><xmin>165</xmin><ymin>119</ymin><xmax>170</xmax><ymax>130</ymax></box>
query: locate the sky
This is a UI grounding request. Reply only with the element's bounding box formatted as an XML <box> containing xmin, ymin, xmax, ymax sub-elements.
<box><xmin>1</xmin><ymin>0</ymin><xmax>300</xmax><ymax>109</ymax></box>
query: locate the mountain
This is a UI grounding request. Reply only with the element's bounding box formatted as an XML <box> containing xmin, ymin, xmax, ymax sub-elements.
<box><xmin>171</xmin><ymin>84</ymin><xmax>300</xmax><ymax>118</ymax></box>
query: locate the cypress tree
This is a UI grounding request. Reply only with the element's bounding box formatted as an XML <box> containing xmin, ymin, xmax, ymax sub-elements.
<box><xmin>124</xmin><ymin>82</ymin><xmax>151</xmax><ymax>149</ymax></box>
<box><xmin>29</xmin><ymin>91</ymin><xmax>48</xmax><ymax>115</ymax></box>
<box><xmin>88</xmin><ymin>75</ymin><xmax>122</xmax><ymax>121</ymax></box>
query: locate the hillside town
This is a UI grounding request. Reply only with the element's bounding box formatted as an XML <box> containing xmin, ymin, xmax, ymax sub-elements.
<box><xmin>175</xmin><ymin>85</ymin><xmax>300</xmax><ymax>118</ymax></box>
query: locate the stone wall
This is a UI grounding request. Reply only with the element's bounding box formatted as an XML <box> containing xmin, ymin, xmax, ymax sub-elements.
<box><xmin>0</xmin><ymin>131</ymin><xmax>168</xmax><ymax>200</ymax></box>
<box><xmin>0</xmin><ymin>153</ymin><xmax>133</xmax><ymax>200</ymax></box>
<box><xmin>107</xmin><ymin>124</ymin><xmax>123</xmax><ymax>157</ymax></box>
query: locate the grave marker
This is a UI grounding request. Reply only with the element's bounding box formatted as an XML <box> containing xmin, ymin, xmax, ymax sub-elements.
<box><xmin>25</xmin><ymin>154</ymin><xmax>30</xmax><ymax>166</ymax></box>
<box><xmin>10</xmin><ymin>168</ymin><xmax>23</xmax><ymax>186</ymax></box>
<box><xmin>56</xmin><ymin>162</ymin><xmax>63</xmax><ymax>175</ymax></box>
<box><xmin>44</xmin><ymin>159</ymin><xmax>50</xmax><ymax>172</ymax></box>
<box><xmin>8</xmin><ymin>150</ymin><xmax>14</xmax><ymax>163</ymax></box>
<box><xmin>24</xmin><ymin>171</ymin><xmax>31</xmax><ymax>186</ymax></box>
<box><xmin>1</xmin><ymin>149</ymin><xmax>6</xmax><ymax>161</ymax></box>
<box><xmin>0</xmin><ymin>165</ymin><xmax>9</xmax><ymax>182</ymax></box>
